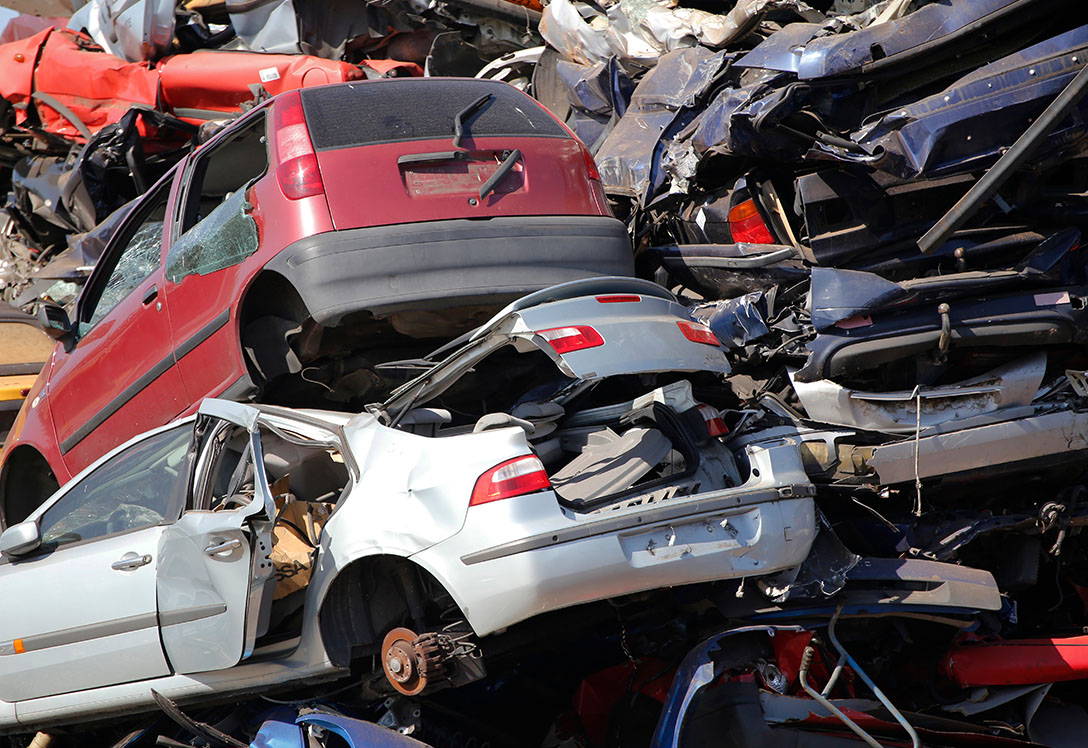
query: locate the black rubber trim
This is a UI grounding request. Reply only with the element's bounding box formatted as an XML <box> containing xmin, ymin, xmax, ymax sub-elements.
<box><xmin>459</xmin><ymin>484</ymin><xmax>813</xmax><ymax>566</ymax></box>
<box><xmin>59</xmin><ymin>310</ymin><xmax>230</xmax><ymax>455</ymax></box>
<box><xmin>0</xmin><ymin>363</ymin><xmax>45</xmax><ymax>377</ymax></box>
<box><xmin>263</xmin><ymin>215</ymin><xmax>634</xmax><ymax>326</ymax></box>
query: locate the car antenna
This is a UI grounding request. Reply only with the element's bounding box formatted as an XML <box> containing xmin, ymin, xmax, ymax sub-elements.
<box><xmin>453</xmin><ymin>93</ymin><xmax>491</xmax><ymax>148</ymax></box>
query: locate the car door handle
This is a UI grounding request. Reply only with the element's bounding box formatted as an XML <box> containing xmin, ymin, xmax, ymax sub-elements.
<box><xmin>204</xmin><ymin>538</ymin><xmax>242</xmax><ymax>556</ymax></box>
<box><xmin>112</xmin><ymin>554</ymin><xmax>152</xmax><ymax>571</ymax></box>
<box><xmin>142</xmin><ymin>285</ymin><xmax>158</xmax><ymax>305</ymax></box>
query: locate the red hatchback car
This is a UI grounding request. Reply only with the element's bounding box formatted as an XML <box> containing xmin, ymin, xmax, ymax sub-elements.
<box><xmin>0</xmin><ymin>77</ymin><xmax>633</xmax><ymax>524</ymax></box>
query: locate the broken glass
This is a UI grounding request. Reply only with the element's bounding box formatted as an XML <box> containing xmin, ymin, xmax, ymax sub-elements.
<box><xmin>82</xmin><ymin>218</ymin><xmax>163</xmax><ymax>334</ymax></box>
<box><xmin>165</xmin><ymin>189</ymin><xmax>259</xmax><ymax>284</ymax></box>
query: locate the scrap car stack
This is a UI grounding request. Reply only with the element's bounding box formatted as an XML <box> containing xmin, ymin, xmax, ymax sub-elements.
<box><xmin>5</xmin><ymin>0</ymin><xmax>1088</xmax><ymax>747</ymax></box>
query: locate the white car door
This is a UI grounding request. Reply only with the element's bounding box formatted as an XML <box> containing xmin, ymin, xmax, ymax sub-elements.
<box><xmin>157</xmin><ymin>404</ymin><xmax>276</xmax><ymax>674</ymax></box>
<box><xmin>0</xmin><ymin>423</ymin><xmax>194</xmax><ymax>702</ymax></box>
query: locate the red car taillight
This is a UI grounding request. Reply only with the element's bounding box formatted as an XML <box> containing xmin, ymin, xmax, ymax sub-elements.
<box><xmin>537</xmin><ymin>325</ymin><xmax>604</xmax><ymax>354</ymax></box>
<box><xmin>697</xmin><ymin>404</ymin><xmax>728</xmax><ymax>437</ymax></box>
<box><xmin>579</xmin><ymin>140</ymin><xmax>601</xmax><ymax>181</ymax></box>
<box><xmin>470</xmin><ymin>455</ymin><xmax>551</xmax><ymax>506</ymax></box>
<box><xmin>728</xmin><ymin>198</ymin><xmax>775</xmax><ymax>244</ymax></box>
<box><xmin>677</xmin><ymin>320</ymin><xmax>720</xmax><ymax>347</ymax></box>
<box><xmin>273</xmin><ymin>92</ymin><xmax>324</xmax><ymax>200</ymax></box>
<box><xmin>595</xmin><ymin>294</ymin><xmax>641</xmax><ymax>303</ymax></box>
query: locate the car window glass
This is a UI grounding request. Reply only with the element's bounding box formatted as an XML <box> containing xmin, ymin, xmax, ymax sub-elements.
<box><xmin>79</xmin><ymin>187</ymin><xmax>169</xmax><ymax>336</ymax></box>
<box><xmin>169</xmin><ymin>115</ymin><xmax>266</xmax><ymax>286</ymax></box>
<box><xmin>165</xmin><ymin>189</ymin><xmax>258</xmax><ymax>283</ymax></box>
<box><xmin>38</xmin><ymin>425</ymin><xmax>192</xmax><ymax>551</ymax></box>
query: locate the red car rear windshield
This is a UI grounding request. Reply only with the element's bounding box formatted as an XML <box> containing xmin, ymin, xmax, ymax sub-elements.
<box><xmin>300</xmin><ymin>79</ymin><xmax>569</xmax><ymax>150</ymax></box>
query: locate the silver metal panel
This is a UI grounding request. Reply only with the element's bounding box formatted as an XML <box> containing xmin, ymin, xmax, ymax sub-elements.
<box><xmin>157</xmin><ymin>519</ymin><xmax>251</xmax><ymax>675</ymax></box>
<box><xmin>789</xmin><ymin>352</ymin><xmax>1046</xmax><ymax>433</ymax></box>
<box><xmin>0</xmin><ymin>527</ymin><xmax>170</xmax><ymax>702</ymax></box>
<box><xmin>870</xmin><ymin>407</ymin><xmax>1088</xmax><ymax>484</ymax></box>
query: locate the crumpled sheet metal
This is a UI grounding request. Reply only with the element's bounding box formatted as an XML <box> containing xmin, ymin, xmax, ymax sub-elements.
<box><xmin>0</xmin><ymin>28</ymin><xmax>412</xmax><ymax>142</ymax></box>
<box><xmin>539</xmin><ymin>0</ymin><xmax>650</xmax><ymax>67</ymax></box>
<box><xmin>737</xmin><ymin>0</ymin><xmax>1042</xmax><ymax>80</ymax></box>
<box><xmin>68</xmin><ymin>0</ymin><xmax>175</xmax><ymax>62</ymax></box>
<box><xmin>556</xmin><ymin>56</ymin><xmax>634</xmax><ymax>151</ymax></box>
<box><xmin>677</xmin><ymin>68</ymin><xmax>820</xmax><ymax>161</ymax></box>
<box><xmin>227</xmin><ymin>0</ymin><xmax>302</xmax><ymax>55</ymax></box>
<box><xmin>157</xmin><ymin>50</ymin><xmax>370</xmax><ymax>115</ymax></box>
<box><xmin>694</xmin><ymin>292</ymin><xmax>771</xmax><ymax>349</ymax></box>
<box><xmin>819</xmin><ymin>24</ymin><xmax>1088</xmax><ymax>179</ymax></box>
<box><xmin>21</xmin><ymin>28</ymin><xmax>160</xmax><ymax>140</ymax></box>
<box><xmin>541</xmin><ymin>0</ymin><xmax>815</xmax><ymax>67</ymax></box>
<box><xmin>788</xmin><ymin>351</ymin><xmax>1048</xmax><ymax>433</ymax></box>
<box><xmin>809</xmin><ymin>267</ymin><xmax>906</xmax><ymax>331</ymax></box>
<box><xmin>595</xmin><ymin>46</ymin><xmax>725</xmax><ymax>200</ymax></box>
<box><xmin>230</xmin><ymin>0</ymin><xmax>407</xmax><ymax>60</ymax></box>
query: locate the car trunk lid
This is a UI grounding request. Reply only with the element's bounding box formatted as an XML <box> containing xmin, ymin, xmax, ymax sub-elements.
<box><xmin>299</xmin><ymin>78</ymin><xmax>601</xmax><ymax>230</ymax></box>
<box><xmin>383</xmin><ymin>277</ymin><xmax>731</xmax><ymax>420</ymax></box>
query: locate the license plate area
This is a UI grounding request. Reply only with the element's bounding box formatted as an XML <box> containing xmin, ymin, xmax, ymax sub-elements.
<box><xmin>401</xmin><ymin>152</ymin><xmax>524</xmax><ymax>197</ymax></box>
<box><xmin>619</xmin><ymin>507</ymin><xmax>763</xmax><ymax>568</ymax></box>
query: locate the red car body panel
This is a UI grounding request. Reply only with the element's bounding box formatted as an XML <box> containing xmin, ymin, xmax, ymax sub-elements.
<box><xmin>0</xmin><ymin>28</ymin><xmax>414</xmax><ymax>142</ymax></box>
<box><xmin>3</xmin><ymin>357</ymin><xmax>66</xmax><ymax>484</ymax></box>
<box><xmin>162</xmin><ymin>178</ymin><xmax>334</xmax><ymax>406</ymax></box>
<box><xmin>319</xmin><ymin>136</ymin><xmax>601</xmax><ymax>230</ymax></box>
<box><xmin>157</xmin><ymin>52</ymin><xmax>417</xmax><ymax>115</ymax></box>
<box><xmin>0</xmin><ymin>78</ymin><xmax>635</xmax><ymax>524</ymax></box>
<box><xmin>944</xmin><ymin>635</ymin><xmax>1088</xmax><ymax>687</ymax></box>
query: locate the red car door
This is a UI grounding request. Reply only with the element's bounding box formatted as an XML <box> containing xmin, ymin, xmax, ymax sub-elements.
<box><xmin>48</xmin><ymin>175</ymin><xmax>190</xmax><ymax>475</ymax></box>
<box><xmin>163</xmin><ymin>110</ymin><xmax>273</xmax><ymax>402</ymax></box>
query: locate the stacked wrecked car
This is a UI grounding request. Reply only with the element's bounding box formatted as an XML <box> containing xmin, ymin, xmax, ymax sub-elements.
<box><xmin>7</xmin><ymin>0</ymin><xmax>1088</xmax><ymax>746</ymax></box>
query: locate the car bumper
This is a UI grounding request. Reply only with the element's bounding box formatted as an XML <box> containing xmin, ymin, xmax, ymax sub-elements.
<box><xmin>263</xmin><ymin>215</ymin><xmax>635</xmax><ymax>325</ymax></box>
<box><xmin>417</xmin><ymin>478</ymin><xmax>816</xmax><ymax>637</ymax></box>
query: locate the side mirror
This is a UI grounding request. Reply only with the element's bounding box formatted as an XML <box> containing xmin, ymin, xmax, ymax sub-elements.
<box><xmin>0</xmin><ymin>521</ymin><xmax>41</xmax><ymax>557</ymax></box>
<box><xmin>37</xmin><ymin>303</ymin><xmax>73</xmax><ymax>345</ymax></box>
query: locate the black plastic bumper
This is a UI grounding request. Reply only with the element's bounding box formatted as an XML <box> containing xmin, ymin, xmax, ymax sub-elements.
<box><xmin>264</xmin><ymin>215</ymin><xmax>634</xmax><ymax>325</ymax></box>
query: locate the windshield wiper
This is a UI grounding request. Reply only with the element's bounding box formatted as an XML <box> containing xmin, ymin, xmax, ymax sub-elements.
<box><xmin>452</xmin><ymin>93</ymin><xmax>491</xmax><ymax>148</ymax></box>
<box><xmin>479</xmin><ymin>149</ymin><xmax>522</xmax><ymax>200</ymax></box>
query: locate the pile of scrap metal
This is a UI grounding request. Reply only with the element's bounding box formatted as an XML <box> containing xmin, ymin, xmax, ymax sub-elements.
<box><xmin>510</xmin><ymin>0</ymin><xmax>1088</xmax><ymax>745</ymax></box>
<box><xmin>0</xmin><ymin>0</ymin><xmax>548</xmax><ymax>312</ymax></box>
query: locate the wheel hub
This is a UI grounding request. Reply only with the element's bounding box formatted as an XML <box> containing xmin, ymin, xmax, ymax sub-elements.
<box><xmin>381</xmin><ymin>627</ymin><xmax>427</xmax><ymax>695</ymax></box>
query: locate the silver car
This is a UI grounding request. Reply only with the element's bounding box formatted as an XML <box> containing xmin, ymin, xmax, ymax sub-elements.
<box><xmin>0</xmin><ymin>277</ymin><xmax>815</xmax><ymax>733</ymax></box>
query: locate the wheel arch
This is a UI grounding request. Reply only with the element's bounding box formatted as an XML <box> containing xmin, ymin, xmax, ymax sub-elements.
<box><xmin>236</xmin><ymin>269</ymin><xmax>311</xmax><ymax>389</ymax></box>
<box><xmin>316</xmin><ymin>553</ymin><xmax>470</xmax><ymax>668</ymax></box>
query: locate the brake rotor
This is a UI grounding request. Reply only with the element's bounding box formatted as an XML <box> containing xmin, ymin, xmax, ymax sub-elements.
<box><xmin>381</xmin><ymin>627</ymin><xmax>427</xmax><ymax>695</ymax></box>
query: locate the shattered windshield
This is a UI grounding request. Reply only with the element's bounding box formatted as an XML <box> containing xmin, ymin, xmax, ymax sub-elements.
<box><xmin>165</xmin><ymin>189</ymin><xmax>258</xmax><ymax>284</ymax></box>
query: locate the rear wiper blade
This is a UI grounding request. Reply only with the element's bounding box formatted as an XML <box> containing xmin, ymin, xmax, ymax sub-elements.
<box><xmin>452</xmin><ymin>93</ymin><xmax>491</xmax><ymax>148</ymax></box>
<box><xmin>479</xmin><ymin>149</ymin><xmax>522</xmax><ymax>200</ymax></box>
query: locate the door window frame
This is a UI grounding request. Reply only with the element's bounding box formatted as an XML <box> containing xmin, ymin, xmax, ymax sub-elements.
<box><xmin>3</xmin><ymin>421</ymin><xmax>197</xmax><ymax>563</ymax></box>
<box><xmin>171</xmin><ymin>106</ymin><xmax>269</xmax><ymax>248</ymax></box>
<box><xmin>73</xmin><ymin>168</ymin><xmax>178</xmax><ymax>341</ymax></box>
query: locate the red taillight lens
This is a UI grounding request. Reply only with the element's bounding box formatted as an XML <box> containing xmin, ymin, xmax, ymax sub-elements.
<box><xmin>470</xmin><ymin>455</ymin><xmax>551</xmax><ymax>506</ymax></box>
<box><xmin>273</xmin><ymin>92</ymin><xmax>324</xmax><ymax>200</ymax></box>
<box><xmin>277</xmin><ymin>155</ymin><xmax>323</xmax><ymax>199</ymax></box>
<box><xmin>728</xmin><ymin>198</ymin><xmax>775</xmax><ymax>244</ymax></box>
<box><xmin>537</xmin><ymin>325</ymin><xmax>604</xmax><ymax>354</ymax></box>
<box><xmin>697</xmin><ymin>404</ymin><xmax>728</xmax><ymax>437</ymax></box>
<box><xmin>595</xmin><ymin>294</ymin><xmax>641</xmax><ymax>303</ymax></box>
<box><xmin>678</xmin><ymin>320</ymin><xmax>720</xmax><ymax>347</ymax></box>
<box><xmin>579</xmin><ymin>140</ymin><xmax>601</xmax><ymax>181</ymax></box>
